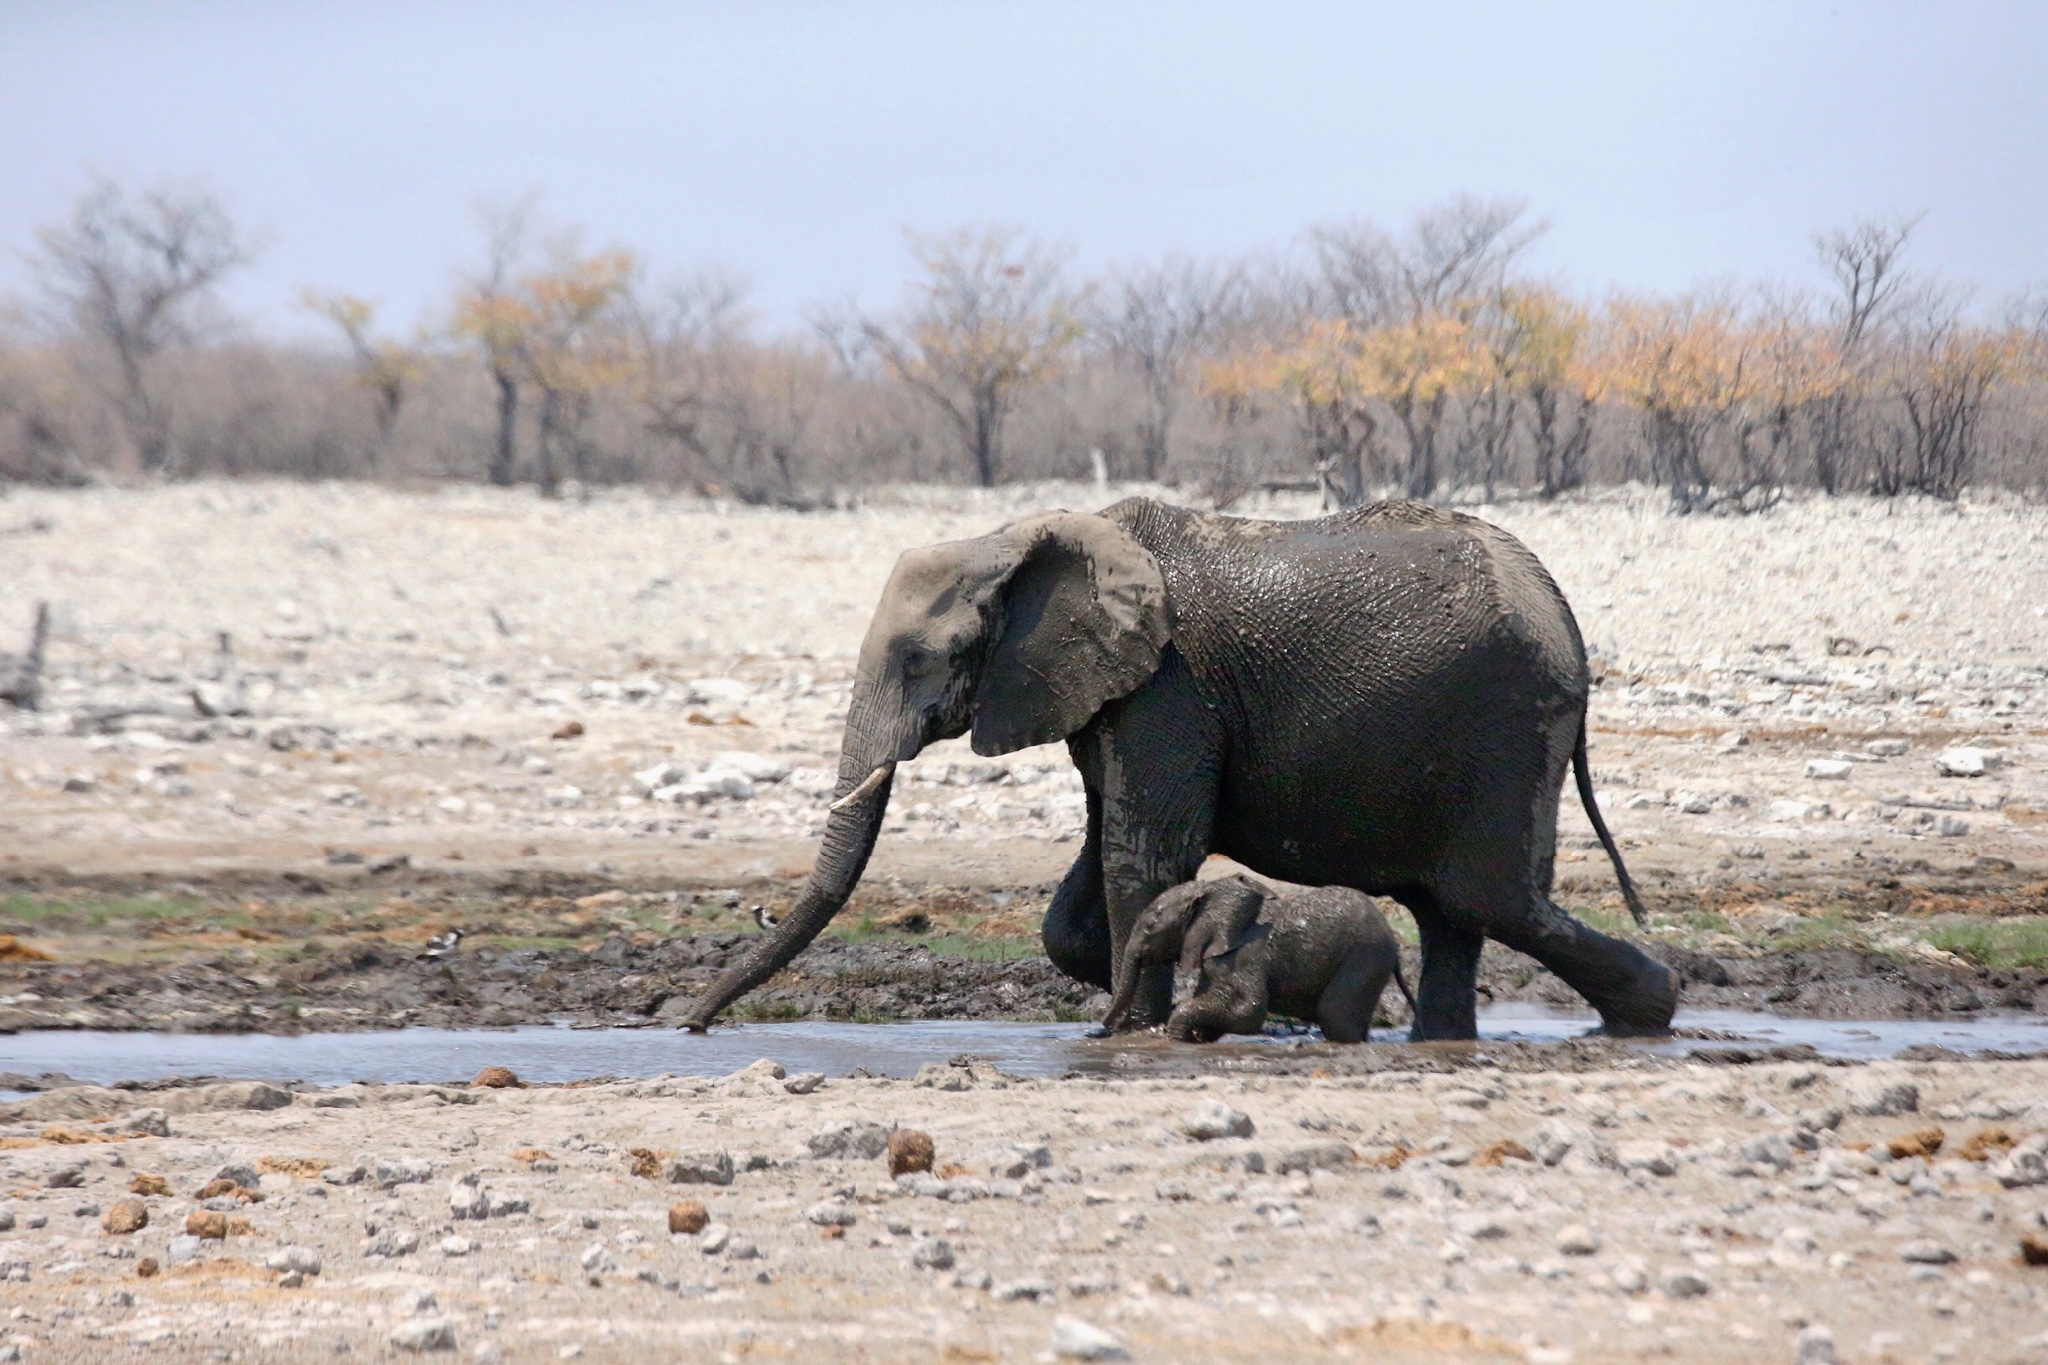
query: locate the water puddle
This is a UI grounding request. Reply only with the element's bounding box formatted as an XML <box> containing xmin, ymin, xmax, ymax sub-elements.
<box><xmin>3</xmin><ymin>1006</ymin><xmax>2043</xmax><ymax>1094</ymax></box>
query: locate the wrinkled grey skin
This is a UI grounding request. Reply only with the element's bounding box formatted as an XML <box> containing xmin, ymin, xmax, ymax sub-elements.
<box><xmin>1102</xmin><ymin>875</ymin><xmax>1415</xmax><ymax>1043</ymax></box>
<box><xmin>682</xmin><ymin>497</ymin><xmax>1675</xmax><ymax>1040</ymax></box>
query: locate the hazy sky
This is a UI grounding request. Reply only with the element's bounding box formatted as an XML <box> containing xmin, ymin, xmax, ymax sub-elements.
<box><xmin>2</xmin><ymin>1</ymin><xmax>2043</xmax><ymax>339</ymax></box>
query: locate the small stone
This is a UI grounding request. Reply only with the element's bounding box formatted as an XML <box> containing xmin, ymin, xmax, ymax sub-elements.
<box><xmin>1181</xmin><ymin>1100</ymin><xmax>1254</xmax><ymax>1141</ymax></box>
<box><xmin>1795</xmin><ymin>1325</ymin><xmax>1838</xmax><ymax>1364</ymax></box>
<box><xmin>911</xmin><ymin>1237</ymin><xmax>956</xmax><ymax>1270</ymax></box>
<box><xmin>399</xmin><ymin>1289</ymin><xmax>438</xmax><ymax>1314</ymax></box>
<box><xmin>1451</xmin><ymin>1212</ymin><xmax>1510</xmax><ymax>1240</ymax></box>
<box><xmin>264</xmin><ymin>1246</ymin><xmax>322</xmax><ymax>1276</ymax></box>
<box><xmin>164</xmin><ymin>1234</ymin><xmax>203</xmax><ymax>1264</ymax></box>
<box><xmin>101</xmin><ymin>1197</ymin><xmax>148</xmax><ymax>1235</ymax></box>
<box><xmin>440</xmin><ymin>1236</ymin><xmax>476</xmax><ymax>1257</ymax></box>
<box><xmin>1805</xmin><ymin>759</ymin><xmax>1853</xmax><ymax>780</ymax></box>
<box><xmin>135</xmin><ymin>1257</ymin><xmax>159</xmax><ymax>1278</ymax></box>
<box><xmin>806</xmin><ymin>1201</ymin><xmax>857</xmax><ymax>1227</ymax></box>
<box><xmin>1615</xmin><ymin>1141</ymin><xmax>1679</xmax><ymax>1176</ymax></box>
<box><xmin>1659</xmin><ymin>1268</ymin><xmax>1711</xmax><ymax>1299</ymax></box>
<box><xmin>668</xmin><ymin>1200</ymin><xmax>710</xmax><ymax>1235</ymax></box>
<box><xmin>2018</xmin><ymin>1235</ymin><xmax>2048</xmax><ymax>1266</ymax></box>
<box><xmin>664</xmin><ymin>1150</ymin><xmax>735</xmax><ymax>1186</ymax></box>
<box><xmin>487</xmin><ymin>1194</ymin><xmax>529</xmax><ymax>1217</ymax></box>
<box><xmin>389</xmin><ymin>1319</ymin><xmax>457</xmax><ymax>1352</ymax></box>
<box><xmin>1609</xmin><ymin>1258</ymin><xmax>1648</xmax><ymax>1294</ymax></box>
<box><xmin>1050</xmin><ymin>1315</ymin><xmax>1130</xmax><ymax>1360</ymax></box>
<box><xmin>578</xmin><ymin>1243</ymin><xmax>618</xmax><ymax>1274</ymax></box>
<box><xmin>472</xmin><ymin>1066</ymin><xmax>522</xmax><ymax>1088</ymax></box>
<box><xmin>1935</xmin><ymin>747</ymin><xmax>2000</xmax><ymax>777</ymax></box>
<box><xmin>698</xmin><ymin>1223</ymin><xmax>731</xmax><ymax>1256</ymax></box>
<box><xmin>185</xmin><ymin>1209</ymin><xmax>229</xmax><ymax>1240</ymax></box>
<box><xmin>1275</xmin><ymin>1142</ymin><xmax>1354</xmax><ymax>1175</ymax></box>
<box><xmin>365</xmin><ymin>1227</ymin><xmax>421</xmax><ymax>1257</ymax></box>
<box><xmin>1899</xmin><ymin>1240</ymin><xmax>1957</xmax><ymax>1265</ymax></box>
<box><xmin>122</xmin><ymin>1108</ymin><xmax>170</xmax><ymax>1137</ymax></box>
<box><xmin>993</xmin><ymin>1277</ymin><xmax>1055</xmax><ymax>1302</ymax></box>
<box><xmin>1555</xmin><ymin>1224</ymin><xmax>1600</xmax><ymax>1256</ymax></box>
<box><xmin>278</xmin><ymin>1269</ymin><xmax>304</xmax><ymax>1288</ymax></box>
<box><xmin>783</xmin><ymin>1072</ymin><xmax>826</xmax><ymax>1095</ymax></box>
<box><xmin>449</xmin><ymin>1176</ymin><xmax>490</xmax><ymax>1220</ymax></box>
<box><xmin>808</xmin><ymin>1120</ymin><xmax>893</xmax><ymax>1160</ymax></box>
<box><xmin>888</xmin><ymin>1129</ymin><xmax>936</xmax><ymax>1177</ymax></box>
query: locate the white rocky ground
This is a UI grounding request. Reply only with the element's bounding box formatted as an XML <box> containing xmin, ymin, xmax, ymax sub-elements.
<box><xmin>1</xmin><ymin>480</ymin><xmax>2043</xmax><ymax>891</ymax></box>
<box><xmin>4</xmin><ymin>1055</ymin><xmax>2048</xmax><ymax>1363</ymax></box>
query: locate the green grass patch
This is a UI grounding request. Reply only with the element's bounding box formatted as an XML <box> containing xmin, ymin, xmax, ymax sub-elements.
<box><xmin>0</xmin><ymin>892</ymin><xmax>210</xmax><ymax>932</ymax></box>
<box><xmin>730</xmin><ymin>999</ymin><xmax>806</xmax><ymax>1022</ymax></box>
<box><xmin>1922</xmin><ymin>919</ymin><xmax>2048</xmax><ymax>971</ymax></box>
<box><xmin>1767</xmin><ymin>913</ymin><xmax>1861</xmax><ymax>954</ymax></box>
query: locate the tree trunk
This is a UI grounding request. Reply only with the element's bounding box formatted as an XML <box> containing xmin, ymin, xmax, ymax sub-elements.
<box><xmin>489</xmin><ymin>369</ymin><xmax>519</xmax><ymax>487</ymax></box>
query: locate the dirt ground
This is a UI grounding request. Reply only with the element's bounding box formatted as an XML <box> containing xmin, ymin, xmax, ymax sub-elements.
<box><xmin>4</xmin><ymin>1051</ymin><xmax>2048</xmax><ymax>1363</ymax></box>
<box><xmin>3</xmin><ymin>480</ymin><xmax>2047</xmax><ymax>1030</ymax></box>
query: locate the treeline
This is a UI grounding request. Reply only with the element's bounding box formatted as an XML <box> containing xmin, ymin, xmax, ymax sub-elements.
<box><xmin>2</xmin><ymin>182</ymin><xmax>2043</xmax><ymax>508</ymax></box>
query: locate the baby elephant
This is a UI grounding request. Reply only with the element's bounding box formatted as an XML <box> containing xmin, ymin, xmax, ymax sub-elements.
<box><xmin>1103</xmin><ymin>875</ymin><xmax>1413</xmax><ymax>1043</ymax></box>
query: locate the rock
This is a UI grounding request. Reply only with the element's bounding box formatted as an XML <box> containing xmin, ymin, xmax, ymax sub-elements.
<box><xmin>699</xmin><ymin>1224</ymin><xmax>731</xmax><ymax>1255</ymax></box>
<box><xmin>1740</xmin><ymin>1135</ymin><xmax>1795</xmax><ymax>1172</ymax></box>
<box><xmin>1805</xmin><ymin>760</ymin><xmax>1853</xmax><ymax>780</ymax></box>
<box><xmin>399</xmin><ymin>1289</ymin><xmax>438</xmax><ymax>1314</ymax></box>
<box><xmin>1936</xmin><ymin>747</ymin><xmax>2001</xmax><ymax>777</ymax></box>
<box><xmin>163</xmin><ymin>1234</ymin><xmax>203</xmax><ymax>1264</ymax></box>
<box><xmin>366</xmin><ymin>1155</ymin><xmax>435</xmax><ymax>1187</ymax></box>
<box><xmin>472</xmin><ymin>1066</ymin><xmax>522</xmax><ymax>1088</ymax></box>
<box><xmin>263</xmin><ymin>1246</ymin><xmax>322</xmax><ymax>1275</ymax></box>
<box><xmin>1050</xmin><ymin>1315</ymin><xmax>1129</xmax><ymax>1361</ymax></box>
<box><xmin>1898</xmin><ymin>1240</ymin><xmax>1956</xmax><ymax>1265</ymax></box>
<box><xmin>1275</xmin><ymin>1142</ymin><xmax>1354</xmax><ymax>1175</ymax></box>
<box><xmin>1659</xmin><ymin>1268</ymin><xmax>1711</xmax><ymax>1298</ymax></box>
<box><xmin>808</xmin><ymin>1120</ymin><xmax>893</xmax><ymax>1160</ymax></box>
<box><xmin>1609</xmin><ymin>1257</ymin><xmax>1648</xmax><ymax>1294</ymax></box>
<box><xmin>100</xmin><ymin>1198</ymin><xmax>148</xmax><ymax>1235</ymax></box>
<box><xmin>578</xmin><ymin>1243</ymin><xmax>617</xmax><ymax>1274</ymax></box>
<box><xmin>783</xmin><ymin>1072</ymin><xmax>826</xmax><ymax>1095</ymax></box>
<box><xmin>1451</xmin><ymin>1212</ymin><xmax>1510</xmax><ymax>1240</ymax></box>
<box><xmin>365</xmin><ymin>1227</ymin><xmax>421</xmax><ymax>1257</ymax></box>
<box><xmin>664</xmin><ymin>1151</ymin><xmax>735</xmax><ymax>1186</ymax></box>
<box><xmin>1555</xmin><ymin>1224</ymin><xmax>1600</xmax><ymax>1256</ymax></box>
<box><xmin>449</xmin><ymin>1175</ymin><xmax>490</xmax><ymax>1220</ymax></box>
<box><xmin>1614</xmin><ymin>1141</ymin><xmax>1679</xmax><ymax>1176</ymax></box>
<box><xmin>806</xmin><ymin>1201</ymin><xmax>857</xmax><ymax>1227</ymax></box>
<box><xmin>159</xmin><ymin>1081</ymin><xmax>293</xmax><ymax>1115</ymax></box>
<box><xmin>1181</xmin><ymin>1100</ymin><xmax>1254</xmax><ymax>1141</ymax></box>
<box><xmin>669</xmin><ymin>1200</ymin><xmax>710</xmax><ymax>1235</ymax></box>
<box><xmin>888</xmin><ymin>1129</ymin><xmax>936</xmax><ymax>1177</ymax></box>
<box><xmin>488</xmin><ymin>1194</ymin><xmax>529</xmax><ymax>1217</ymax></box>
<box><xmin>910</xmin><ymin>1237</ymin><xmax>956</xmax><ymax>1270</ymax></box>
<box><xmin>1850</xmin><ymin>1083</ymin><xmax>1920</xmax><ymax>1117</ymax></box>
<box><xmin>993</xmin><ymin>1277</ymin><xmax>1055</xmax><ymax>1302</ymax></box>
<box><xmin>24</xmin><ymin>1155</ymin><xmax>88</xmax><ymax>1188</ymax></box>
<box><xmin>0</xmin><ymin>1208</ymin><xmax>11</xmax><ymax>1232</ymax></box>
<box><xmin>128</xmin><ymin>1172</ymin><xmax>170</xmax><ymax>1196</ymax></box>
<box><xmin>440</xmin><ymin>1235</ymin><xmax>476</xmax><ymax>1257</ymax></box>
<box><xmin>1867</xmin><ymin>739</ymin><xmax>1910</xmax><ymax>757</ymax></box>
<box><xmin>389</xmin><ymin>1319</ymin><xmax>457</xmax><ymax>1353</ymax></box>
<box><xmin>1795</xmin><ymin>1326</ymin><xmax>1838</xmax><ymax>1365</ymax></box>
<box><xmin>913</xmin><ymin>1062</ymin><xmax>970</xmax><ymax>1091</ymax></box>
<box><xmin>185</xmin><ymin>1209</ymin><xmax>229</xmax><ymax>1240</ymax></box>
<box><xmin>1527</xmin><ymin>1120</ymin><xmax>1609</xmax><ymax>1169</ymax></box>
<box><xmin>122</xmin><ymin>1107</ymin><xmax>170</xmax><ymax>1137</ymax></box>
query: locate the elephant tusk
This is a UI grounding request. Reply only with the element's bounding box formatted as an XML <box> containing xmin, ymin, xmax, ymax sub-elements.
<box><xmin>827</xmin><ymin>762</ymin><xmax>895</xmax><ymax>813</ymax></box>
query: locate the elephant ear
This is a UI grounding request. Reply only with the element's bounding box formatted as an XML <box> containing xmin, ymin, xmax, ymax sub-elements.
<box><xmin>970</xmin><ymin>512</ymin><xmax>1171</xmax><ymax>756</ymax></box>
<box><xmin>1195</xmin><ymin>877</ymin><xmax>1269</xmax><ymax>962</ymax></box>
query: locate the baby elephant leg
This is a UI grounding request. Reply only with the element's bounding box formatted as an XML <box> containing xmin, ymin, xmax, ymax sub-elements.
<box><xmin>1314</xmin><ymin>954</ymin><xmax>1395</xmax><ymax>1044</ymax></box>
<box><xmin>1167</xmin><ymin>959</ymin><xmax>1267</xmax><ymax>1042</ymax></box>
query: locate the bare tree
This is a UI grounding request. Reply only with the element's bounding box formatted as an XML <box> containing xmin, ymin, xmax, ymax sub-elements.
<box><xmin>451</xmin><ymin>196</ymin><xmax>537</xmax><ymax>487</ymax></box>
<box><xmin>1314</xmin><ymin>196</ymin><xmax>1544</xmax><ymax>325</ymax></box>
<box><xmin>29</xmin><ymin>179</ymin><xmax>252</xmax><ymax>473</ymax></box>
<box><xmin>1095</xmin><ymin>256</ymin><xmax>1243</xmax><ymax>480</ymax></box>
<box><xmin>300</xmin><ymin>291</ymin><xmax>420</xmax><ymax>471</ymax></box>
<box><xmin>863</xmin><ymin>227</ymin><xmax>1086</xmax><ymax>487</ymax></box>
<box><xmin>1810</xmin><ymin>214</ymin><xmax>1919</xmax><ymax>491</ymax></box>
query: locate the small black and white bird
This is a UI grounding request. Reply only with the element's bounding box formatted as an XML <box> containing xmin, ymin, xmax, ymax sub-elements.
<box><xmin>419</xmin><ymin>928</ymin><xmax>464</xmax><ymax>961</ymax></box>
<box><xmin>750</xmin><ymin>906</ymin><xmax>778</xmax><ymax>931</ymax></box>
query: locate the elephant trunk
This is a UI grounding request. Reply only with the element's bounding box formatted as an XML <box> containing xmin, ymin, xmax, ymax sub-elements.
<box><xmin>679</xmin><ymin>752</ymin><xmax>897</xmax><ymax>1032</ymax></box>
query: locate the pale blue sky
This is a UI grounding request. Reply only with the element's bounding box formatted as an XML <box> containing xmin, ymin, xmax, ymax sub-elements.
<box><xmin>2</xmin><ymin>1</ymin><xmax>2042</xmax><ymax>338</ymax></box>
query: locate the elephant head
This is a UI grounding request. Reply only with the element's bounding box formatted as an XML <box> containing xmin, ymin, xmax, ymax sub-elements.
<box><xmin>681</xmin><ymin>511</ymin><xmax>1171</xmax><ymax>1030</ymax></box>
<box><xmin>1101</xmin><ymin>875</ymin><xmax>1266</xmax><ymax>1031</ymax></box>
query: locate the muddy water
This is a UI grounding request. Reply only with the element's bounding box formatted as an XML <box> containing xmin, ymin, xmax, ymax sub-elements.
<box><xmin>5</xmin><ymin>1007</ymin><xmax>2047</xmax><ymax>1093</ymax></box>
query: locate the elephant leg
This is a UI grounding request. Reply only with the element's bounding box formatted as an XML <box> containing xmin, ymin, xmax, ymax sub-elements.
<box><xmin>1169</xmin><ymin>959</ymin><xmax>1266</xmax><ymax>1041</ymax></box>
<box><xmin>1405</xmin><ymin>898</ymin><xmax>1484</xmax><ymax>1041</ymax></box>
<box><xmin>1490</xmin><ymin>895</ymin><xmax>1678</xmax><ymax>1036</ymax></box>
<box><xmin>1042</xmin><ymin>785</ymin><xmax>1111</xmax><ymax>991</ymax></box>
<box><xmin>1314</xmin><ymin>958</ymin><xmax>1390</xmax><ymax>1044</ymax></box>
<box><xmin>1085</xmin><ymin>649</ymin><xmax>1225</xmax><ymax>1029</ymax></box>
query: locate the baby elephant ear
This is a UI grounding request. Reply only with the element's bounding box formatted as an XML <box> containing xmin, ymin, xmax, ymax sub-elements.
<box><xmin>971</xmin><ymin>512</ymin><xmax>1170</xmax><ymax>756</ymax></box>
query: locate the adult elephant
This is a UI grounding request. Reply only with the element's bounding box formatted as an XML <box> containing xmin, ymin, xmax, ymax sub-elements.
<box><xmin>682</xmin><ymin>497</ymin><xmax>1677</xmax><ymax>1039</ymax></box>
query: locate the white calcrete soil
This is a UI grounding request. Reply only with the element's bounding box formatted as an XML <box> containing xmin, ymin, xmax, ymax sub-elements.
<box><xmin>3</xmin><ymin>1055</ymin><xmax>2048</xmax><ymax>1361</ymax></box>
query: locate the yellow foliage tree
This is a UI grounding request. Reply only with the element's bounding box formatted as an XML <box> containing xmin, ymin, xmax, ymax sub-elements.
<box><xmin>300</xmin><ymin>290</ymin><xmax>421</xmax><ymax>469</ymax></box>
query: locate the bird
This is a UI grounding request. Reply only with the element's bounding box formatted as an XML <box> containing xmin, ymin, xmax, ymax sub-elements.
<box><xmin>419</xmin><ymin>929</ymin><xmax>464</xmax><ymax>961</ymax></box>
<box><xmin>750</xmin><ymin>906</ymin><xmax>778</xmax><ymax>932</ymax></box>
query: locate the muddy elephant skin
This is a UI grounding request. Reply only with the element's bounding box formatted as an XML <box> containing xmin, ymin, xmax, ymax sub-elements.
<box><xmin>682</xmin><ymin>496</ymin><xmax>1675</xmax><ymax>1040</ymax></box>
<box><xmin>1103</xmin><ymin>875</ymin><xmax>1415</xmax><ymax>1043</ymax></box>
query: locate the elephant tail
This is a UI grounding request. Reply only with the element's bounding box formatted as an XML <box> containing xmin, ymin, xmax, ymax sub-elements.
<box><xmin>1574</xmin><ymin>720</ymin><xmax>1649</xmax><ymax>926</ymax></box>
<box><xmin>1391</xmin><ymin>960</ymin><xmax>1416</xmax><ymax>1015</ymax></box>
